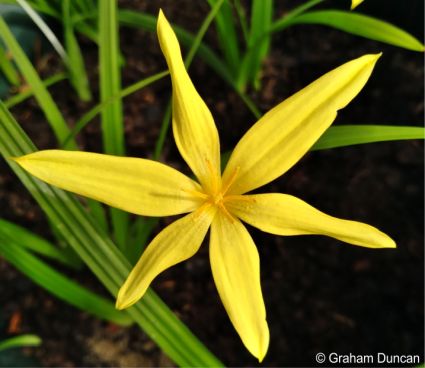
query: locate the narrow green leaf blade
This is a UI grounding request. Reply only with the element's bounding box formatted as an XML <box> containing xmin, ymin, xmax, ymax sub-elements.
<box><xmin>4</xmin><ymin>73</ymin><xmax>67</xmax><ymax>108</ymax></box>
<box><xmin>270</xmin><ymin>0</ymin><xmax>324</xmax><ymax>32</ymax></box>
<box><xmin>312</xmin><ymin>125</ymin><xmax>425</xmax><ymax>151</ymax></box>
<box><xmin>62</xmin><ymin>0</ymin><xmax>92</xmax><ymax>101</ymax></box>
<box><xmin>206</xmin><ymin>0</ymin><xmax>240</xmax><ymax>74</ymax></box>
<box><xmin>0</xmin><ymin>238</ymin><xmax>133</xmax><ymax>326</ymax></box>
<box><xmin>0</xmin><ymin>218</ymin><xmax>79</xmax><ymax>268</ymax></box>
<box><xmin>0</xmin><ymin>15</ymin><xmax>77</xmax><ymax>149</ymax></box>
<box><xmin>240</xmin><ymin>0</ymin><xmax>273</xmax><ymax>90</ymax></box>
<box><xmin>60</xmin><ymin>71</ymin><xmax>168</xmax><ymax>148</ymax></box>
<box><xmin>99</xmin><ymin>0</ymin><xmax>124</xmax><ymax>155</ymax></box>
<box><xmin>0</xmin><ymin>45</ymin><xmax>20</xmax><ymax>86</ymax></box>
<box><xmin>17</xmin><ymin>0</ymin><xmax>68</xmax><ymax>62</ymax></box>
<box><xmin>98</xmin><ymin>0</ymin><xmax>128</xmax><ymax>250</ymax></box>
<box><xmin>290</xmin><ymin>10</ymin><xmax>425</xmax><ymax>52</ymax></box>
<box><xmin>0</xmin><ymin>335</ymin><xmax>41</xmax><ymax>352</ymax></box>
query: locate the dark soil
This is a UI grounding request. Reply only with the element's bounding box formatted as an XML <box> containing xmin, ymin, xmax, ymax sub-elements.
<box><xmin>0</xmin><ymin>0</ymin><xmax>423</xmax><ymax>367</ymax></box>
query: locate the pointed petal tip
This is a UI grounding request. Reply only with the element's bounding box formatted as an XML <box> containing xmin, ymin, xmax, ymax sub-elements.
<box><xmin>362</xmin><ymin>52</ymin><xmax>382</xmax><ymax>65</ymax></box>
<box><xmin>157</xmin><ymin>8</ymin><xmax>170</xmax><ymax>33</ymax></box>
<box><xmin>254</xmin><ymin>322</ymin><xmax>270</xmax><ymax>363</ymax></box>
<box><xmin>115</xmin><ymin>291</ymin><xmax>136</xmax><ymax>310</ymax></box>
<box><xmin>351</xmin><ymin>0</ymin><xmax>364</xmax><ymax>10</ymax></box>
<box><xmin>371</xmin><ymin>228</ymin><xmax>396</xmax><ymax>249</ymax></box>
<box><xmin>157</xmin><ymin>8</ymin><xmax>165</xmax><ymax>23</ymax></box>
<box><xmin>157</xmin><ymin>9</ymin><xmax>168</xmax><ymax>37</ymax></box>
<box><xmin>365</xmin><ymin>230</ymin><xmax>396</xmax><ymax>249</ymax></box>
<box><xmin>383</xmin><ymin>236</ymin><xmax>397</xmax><ymax>249</ymax></box>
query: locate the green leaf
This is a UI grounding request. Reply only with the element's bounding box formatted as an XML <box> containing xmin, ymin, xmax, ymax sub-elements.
<box><xmin>0</xmin><ymin>237</ymin><xmax>133</xmax><ymax>326</ymax></box>
<box><xmin>312</xmin><ymin>125</ymin><xmax>425</xmax><ymax>151</ymax></box>
<box><xmin>16</xmin><ymin>0</ymin><xmax>68</xmax><ymax>61</ymax></box>
<box><xmin>237</xmin><ymin>0</ymin><xmax>273</xmax><ymax>91</ymax></box>
<box><xmin>98</xmin><ymin>0</ymin><xmax>128</xmax><ymax>250</ymax></box>
<box><xmin>206</xmin><ymin>0</ymin><xmax>240</xmax><ymax>74</ymax></box>
<box><xmin>0</xmin><ymin>335</ymin><xmax>41</xmax><ymax>352</ymax></box>
<box><xmin>0</xmin><ymin>15</ymin><xmax>77</xmax><ymax>149</ymax></box>
<box><xmin>0</xmin><ymin>45</ymin><xmax>20</xmax><ymax>87</ymax></box>
<box><xmin>60</xmin><ymin>71</ymin><xmax>168</xmax><ymax>148</ymax></box>
<box><xmin>4</xmin><ymin>72</ymin><xmax>67</xmax><ymax>108</ymax></box>
<box><xmin>99</xmin><ymin>0</ymin><xmax>124</xmax><ymax>155</ymax></box>
<box><xmin>62</xmin><ymin>0</ymin><xmax>92</xmax><ymax>101</ymax></box>
<box><xmin>0</xmin><ymin>100</ymin><xmax>223</xmax><ymax>367</ymax></box>
<box><xmin>270</xmin><ymin>0</ymin><xmax>324</xmax><ymax>32</ymax></box>
<box><xmin>0</xmin><ymin>218</ymin><xmax>79</xmax><ymax>268</ymax></box>
<box><xmin>288</xmin><ymin>10</ymin><xmax>425</xmax><ymax>52</ymax></box>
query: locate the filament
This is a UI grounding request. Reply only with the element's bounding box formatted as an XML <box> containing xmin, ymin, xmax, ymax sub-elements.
<box><xmin>221</xmin><ymin>166</ymin><xmax>240</xmax><ymax>196</ymax></box>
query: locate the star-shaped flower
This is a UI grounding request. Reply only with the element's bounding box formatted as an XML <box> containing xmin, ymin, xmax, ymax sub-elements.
<box><xmin>14</xmin><ymin>11</ymin><xmax>395</xmax><ymax>361</ymax></box>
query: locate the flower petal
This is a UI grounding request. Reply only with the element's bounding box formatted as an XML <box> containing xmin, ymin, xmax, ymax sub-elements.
<box><xmin>222</xmin><ymin>54</ymin><xmax>381</xmax><ymax>195</ymax></box>
<box><xmin>209</xmin><ymin>212</ymin><xmax>269</xmax><ymax>362</ymax></box>
<box><xmin>14</xmin><ymin>150</ymin><xmax>203</xmax><ymax>216</ymax></box>
<box><xmin>116</xmin><ymin>204</ymin><xmax>216</xmax><ymax>309</ymax></box>
<box><xmin>157</xmin><ymin>10</ymin><xmax>221</xmax><ymax>193</ymax></box>
<box><xmin>351</xmin><ymin>0</ymin><xmax>364</xmax><ymax>10</ymax></box>
<box><xmin>226</xmin><ymin>193</ymin><xmax>396</xmax><ymax>248</ymax></box>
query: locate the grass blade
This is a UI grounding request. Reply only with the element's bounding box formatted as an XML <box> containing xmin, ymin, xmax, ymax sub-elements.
<box><xmin>233</xmin><ymin>0</ymin><xmax>249</xmax><ymax>44</ymax></box>
<box><xmin>237</xmin><ymin>0</ymin><xmax>324</xmax><ymax>92</ymax></box>
<box><xmin>237</xmin><ymin>0</ymin><xmax>273</xmax><ymax>91</ymax></box>
<box><xmin>270</xmin><ymin>0</ymin><xmax>324</xmax><ymax>32</ymax></box>
<box><xmin>288</xmin><ymin>10</ymin><xmax>425</xmax><ymax>52</ymax></box>
<box><xmin>207</xmin><ymin>0</ymin><xmax>240</xmax><ymax>74</ymax></box>
<box><xmin>16</xmin><ymin>0</ymin><xmax>68</xmax><ymax>62</ymax></box>
<box><xmin>0</xmin><ymin>100</ymin><xmax>223</xmax><ymax>367</ymax></box>
<box><xmin>0</xmin><ymin>45</ymin><xmax>20</xmax><ymax>86</ymax></box>
<box><xmin>98</xmin><ymin>0</ymin><xmax>128</xmax><ymax>250</ymax></box>
<box><xmin>0</xmin><ymin>335</ymin><xmax>41</xmax><ymax>352</ymax></box>
<box><xmin>0</xmin><ymin>218</ymin><xmax>79</xmax><ymax>268</ymax></box>
<box><xmin>26</xmin><ymin>0</ymin><xmax>60</xmax><ymax>18</ymax></box>
<box><xmin>99</xmin><ymin>0</ymin><xmax>124</xmax><ymax>155</ymax></box>
<box><xmin>62</xmin><ymin>0</ymin><xmax>92</xmax><ymax>101</ymax></box>
<box><xmin>4</xmin><ymin>73</ymin><xmax>67</xmax><ymax>108</ymax></box>
<box><xmin>0</xmin><ymin>238</ymin><xmax>133</xmax><ymax>326</ymax></box>
<box><xmin>312</xmin><ymin>125</ymin><xmax>425</xmax><ymax>150</ymax></box>
<box><xmin>60</xmin><ymin>71</ymin><xmax>168</xmax><ymax>148</ymax></box>
<box><xmin>0</xmin><ymin>16</ymin><xmax>77</xmax><ymax>149</ymax></box>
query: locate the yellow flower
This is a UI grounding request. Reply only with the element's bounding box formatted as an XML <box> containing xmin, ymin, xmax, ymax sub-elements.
<box><xmin>14</xmin><ymin>10</ymin><xmax>395</xmax><ymax>362</ymax></box>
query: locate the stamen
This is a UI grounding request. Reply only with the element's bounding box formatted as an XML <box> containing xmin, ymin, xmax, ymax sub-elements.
<box><xmin>193</xmin><ymin>202</ymin><xmax>213</xmax><ymax>221</ymax></box>
<box><xmin>218</xmin><ymin>202</ymin><xmax>235</xmax><ymax>223</ymax></box>
<box><xmin>221</xmin><ymin>166</ymin><xmax>240</xmax><ymax>196</ymax></box>
<box><xmin>205</xmin><ymin>158</ymin><xmax>220</xmax><ymax>195</ymax></box>
<box><xmin>182</xmin><ymin>188</ymin><xmax>209</xmax><ymax>200</ymax></box>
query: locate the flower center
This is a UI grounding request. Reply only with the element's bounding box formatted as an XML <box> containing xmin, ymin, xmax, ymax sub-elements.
<box><xmin>204</xmin><ymin>166</ymin><xmax>240</xmax><ymax>222</ymax></box>
<box><xmin>186</xmin><ymin>166</ymin><xmax>240</xmax><ymax>222</ymax></box>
